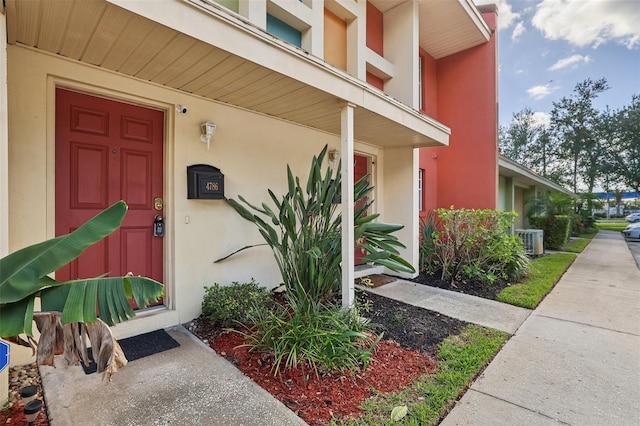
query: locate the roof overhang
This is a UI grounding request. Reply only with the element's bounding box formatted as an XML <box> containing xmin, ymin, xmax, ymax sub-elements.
<box><xmin>499</xmin><ymin>155</ymin><xmax>574</xmax><ymax>196</ymax></box>
<box><xmin>369</xmin><ymin>0</ymin><xmax>492</xmax><ymax>59</ymax></box>
<box><xmin>5</xmin><ymin>0</ymin><xmax>450</xmax><ymax>149</ymax></box>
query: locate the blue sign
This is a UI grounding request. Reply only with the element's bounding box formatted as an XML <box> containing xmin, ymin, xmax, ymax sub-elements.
<box><xmin>0</xmin><ymin>339</ymin><xmax>9</xmax><ymax>372</ymax></box>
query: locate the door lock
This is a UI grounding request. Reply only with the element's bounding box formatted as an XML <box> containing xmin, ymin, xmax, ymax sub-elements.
<box><xmin>153</xmin><ymin>215</ymin><xmax>164</xmax><ymax>237</ymax></box>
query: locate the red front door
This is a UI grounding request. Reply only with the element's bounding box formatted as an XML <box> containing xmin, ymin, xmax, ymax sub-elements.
<box><xmin>55</xmin><ymin>88</ymin><xmax>164</xmax><ymax>287</ymax></box>
<box><xmin>354</xmin><ymin>154</ymin><xmax>369</xmax><ymax>265</ymax></box>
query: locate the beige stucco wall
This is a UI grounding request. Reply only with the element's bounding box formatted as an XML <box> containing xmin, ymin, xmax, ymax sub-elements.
<box><xmin>6</xmin><ymin>46</ymin><xmax>417</xmax><ymax>364</ymax></box>
<box><xmin>514</xmin><ymin>187</ymin><xmax>525</xmax><ymax>229</ymax></box>
<box><xmin>498</xmin><ymin>175</ymin><xmax>507</xmax><ymax>211</ymax></box>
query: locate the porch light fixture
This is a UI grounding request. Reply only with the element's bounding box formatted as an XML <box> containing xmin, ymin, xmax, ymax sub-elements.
<box><xmin>200</xmin><ymin>121</ymin><xmax>217</xmax><ymax>150</ymax></box>
<box><xmin>329</xmin><ymin>149</ymin><xmax>340</xmax><ymax>162</ymax></box>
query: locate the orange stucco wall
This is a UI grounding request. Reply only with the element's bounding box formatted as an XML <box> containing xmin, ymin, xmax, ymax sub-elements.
<box><xmin>366</xmin><ymin>72</ymin><xmax>384</xmax><ymax>90</ymax></box>
<box><xmin>420</xmin><ymin>8</ymin><xmax>498</xmax><ymax>215</ymax></box>
<box><xmin>366</xmin><ymin>1</ymin><xmax>383</xmax><ymax>56</ymax></box>
<box><xmin>324</xmin><ymin>9</ymin><xmax>347</xmax><ymax>71</ymax></box>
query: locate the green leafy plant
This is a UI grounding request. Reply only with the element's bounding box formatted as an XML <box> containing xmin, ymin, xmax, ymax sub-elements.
<box><xmin>424</xmin><ymin>208</ymin><xmax>530</xmax><ymax>285</ymax></box>
<box><xmin>201</xmin><ymin>280</ymin><xmax>273</xmax><ymax>327</ymax></box>
<box><xmin>390</xmin><ymin>405</ymin><xmax>408</xmax><ymax>422</ymax></box>
<box><xmin>0</xmin><ymin>201</ymin><xmax>164</xmax><ymax>380</ymax></box>
<box><xmin>218</xmin><ymin>145</ymin><xmax>413</xmax><ymax>308</ymax></box>
<box><xmin>529</xmin><ymin>215</ymin><xmax>572</xmax><ymax>250</ymax></box>
<box><xmin>242</xmin><ymin>297</ymin><xmax>380</xmax><ymax>377</ymax></box>
<box><xmin>418</xmin><ymin>211</ymin><xmax>438</xmax><ymax>272</ymax></box>
<box><xmin>526</xmin><ymin>192</ymin><xmax>576</xmax><ymax>249</ymax></box>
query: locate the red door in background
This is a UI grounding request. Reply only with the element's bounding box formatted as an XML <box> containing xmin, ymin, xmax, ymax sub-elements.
<box><xmin>354</xmin><ymin>154</ymin><xmax>369</xmax><ymax>265</ymax></box>
<box><xmin>55</xmin><ymin>88</ymin><xmax>164</xmax><ymax>286</ymax></box>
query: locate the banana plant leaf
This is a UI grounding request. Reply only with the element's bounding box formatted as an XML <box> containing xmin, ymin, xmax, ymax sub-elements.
<box><xmin>0</xmin><ymin>201</ymin><xmax>164</xmax><ymax>338</ymax></box>
<box><xmin>0</xmin><ymin>201</ymin><xmax>127</xmax><ymax>303</ymax></box>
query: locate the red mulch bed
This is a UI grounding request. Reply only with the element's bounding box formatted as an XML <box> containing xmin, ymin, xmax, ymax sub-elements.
<box><xmin>186</xmin><ymin>287</ymin><xmax>469</xmax><ymax>425</ymax></box>
<box><xmin>209</xmin><ymin>330</ymin><xmax>435</xmax><ymax>425</ymax></box>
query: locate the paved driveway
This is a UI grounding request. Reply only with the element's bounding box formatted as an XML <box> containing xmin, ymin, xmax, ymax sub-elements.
<box><xmin>626</xmin><ymin>237</ymin><xmax>640</xmax><ymax>269</ymax></box>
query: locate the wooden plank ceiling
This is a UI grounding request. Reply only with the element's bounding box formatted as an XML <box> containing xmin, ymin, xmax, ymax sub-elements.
<box><xmin>6</xmin><ymin>0</ymin><xmax>449</xmax><ymax>148</ymax></box>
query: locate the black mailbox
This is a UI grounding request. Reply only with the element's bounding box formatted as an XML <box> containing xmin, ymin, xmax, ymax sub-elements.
<box><xmin>187</xmin><ymin>164</ymin><xmax>225</xmax><ymax>199</ymax></box>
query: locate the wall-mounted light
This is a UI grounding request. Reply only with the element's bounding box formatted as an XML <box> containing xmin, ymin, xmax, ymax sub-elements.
<box><xmin>329</xmin><ymin>149</ymin><xmax>340</xmax><ymax>162</ymax></box>
<box><xmin>200</xmin><ymin>121</ymin><xmax>217</xmax><ymax>150</ymax></box>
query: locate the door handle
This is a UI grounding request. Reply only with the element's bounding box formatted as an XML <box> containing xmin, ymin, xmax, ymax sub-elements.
<box><xmin>154</xmin><ymin>197</ymin><xmax>163</xmax><ymax>210</ymax></box>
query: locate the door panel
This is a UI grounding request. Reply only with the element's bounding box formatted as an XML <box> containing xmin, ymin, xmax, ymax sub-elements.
<box><xmin>56</xmin><ymin>88</ymin><xmax>164</xmax><ymax>288</ymax></box>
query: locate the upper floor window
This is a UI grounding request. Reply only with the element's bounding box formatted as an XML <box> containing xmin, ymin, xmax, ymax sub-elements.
<box><xmin>213</xmin><ymin>0</ymin><xmax>239</xmax><ymax>13</ymax></box>
<box><xmin>267</xmin><ymin>14</ymin><xmax>302</xmax><ymax>47</ymax></box>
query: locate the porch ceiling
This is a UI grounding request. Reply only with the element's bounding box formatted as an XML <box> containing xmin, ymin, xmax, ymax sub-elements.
<box><xmin>5</xmin><ymin>0</ymin><xmax>449</xmax><ymax>149</ymax></box>
<box><xmin>370</xmin><ymin>0</ymin><xmax>491</xmax><ymax>59</ymax></box>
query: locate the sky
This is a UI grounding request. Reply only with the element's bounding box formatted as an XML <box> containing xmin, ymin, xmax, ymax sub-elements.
<box><xmin>474</xmin><ymin>0</ymin><xmax>640</xmax><ymax>128</ymax></box>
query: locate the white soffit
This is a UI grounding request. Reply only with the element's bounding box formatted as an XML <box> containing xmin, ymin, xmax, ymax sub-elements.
<box><xmin>370</xmin><ymin>0</ymin><xmax>491</xmax><ymax>59</ymax></box>
<box><xmin>6</xmin><ymin>0</ymin><xmax>450</xmax><ymax>149</ymax></box>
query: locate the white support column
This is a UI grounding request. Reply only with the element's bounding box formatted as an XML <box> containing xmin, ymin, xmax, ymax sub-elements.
<box><xmin>0</xmin><ymin>6</ymin><xmax>10</xmax><ymax>407</ymax></box>
<box><xmin>340</xmin><ymin>102</ymin><xmax>355</xmax><ymax>308</ymax></box>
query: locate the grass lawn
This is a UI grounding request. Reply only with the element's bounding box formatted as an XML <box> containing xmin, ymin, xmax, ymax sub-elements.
<box><xmin>596</xmin><ymin>219</ymin><xmax>629</xmax><ymax>231</ymax></box>
<box><xmin>497</xmin><ymin>253</ymin><xmax>576</xmax><ymax>309</ymax></box>
<box><xmin>335</xmin><ymin>325</ymin><xmax>508</xmax><ymax>426</ymax></box>
<box><xmin>562</xmin><ymin>228</ymin><xmax>597</xmax><ymax>253</ymax></box>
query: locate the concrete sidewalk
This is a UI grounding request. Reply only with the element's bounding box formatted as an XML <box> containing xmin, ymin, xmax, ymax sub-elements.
<box><xmin>363</xmin><ymin>280</ymin><xmax>531</xmax><ymax>334</ymax></box>
<box><xmin>441</xmin><ymin>231</ymin><xmax>640</xmax><ymax>425</ymax></box>
<box><xmin>40</xmin><ymin>326</ymin><xmax>307</xmax><ymax>426</ymax></box>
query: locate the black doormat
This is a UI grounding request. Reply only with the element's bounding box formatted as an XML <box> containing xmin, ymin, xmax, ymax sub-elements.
<box><xmin>82</xmin><ymin>329</ymin><xmax>180</xmax><ymax>375</ymax></box>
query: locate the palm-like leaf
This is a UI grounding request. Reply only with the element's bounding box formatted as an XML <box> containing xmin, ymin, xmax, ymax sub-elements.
<box><xmin>0</xmin><ymin>201</ymin><xmax>164</xmax><ymax>338</ymax></box>
<box><xmin>0</xmin><ymin>201</ymin><xmax>127</xmax><ymax>303</ymax></box>
<box><xmin>219</xmin><ymin>145</ymin><xmax>414</xmax><ymax>308</ymax></box>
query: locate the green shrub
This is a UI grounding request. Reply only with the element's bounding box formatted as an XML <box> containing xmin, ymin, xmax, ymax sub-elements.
<box><xmin>425</xmin><ymin>208</ymin><xmax>530</xmax><ymax>285</ymax></box>
<box><xmin>243</xmin><ymin>297</ymin><xmax>380</xmax><ymax>377</ymax></box>
<box><xmin>201</xmin><ymin>280</ymin><xmax>273</xmax><ymax>327</ymax></box>
<box><xmin>530</xmin><ymin>215</ymin><xmax>571</xmax><ymax>250</ymax></box>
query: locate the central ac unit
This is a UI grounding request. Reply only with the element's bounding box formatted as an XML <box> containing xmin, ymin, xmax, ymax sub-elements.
<box><xmin>515</xmin><ymin>229</ymin><xmax>544</xmax><ymax>256</ymax></box>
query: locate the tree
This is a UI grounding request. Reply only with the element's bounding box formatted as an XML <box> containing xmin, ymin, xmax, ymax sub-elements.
<box><xmin>0</xmin><ymin>201</ymin><xmax>164</xmax><ymax>380</ymax></box>
<box><xmin>550</xmin><ymin>78</ymin><xmax>610</xmax><ymax>197</ymax></box>
<box><xmin>499</xmin><ymin>108</ymin><xmax>567</xmax><ymax>185</ymax></box>
<box><xmin>612</xmin><ymin>95</ymin><xmax>640</xmax><ymax>192</ymax></box>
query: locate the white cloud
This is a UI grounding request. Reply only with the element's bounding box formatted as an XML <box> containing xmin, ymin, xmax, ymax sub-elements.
<box><xmin>527</xmin><ymin>84</ymin><xmax>555</xmax><ymax>100</ymax></box>
<box><xmin>532</xmin><ymin>0</ymin><xmax>640</xmax><ymax>49</ymax></box>
<box><xmin>511</xmin><ymin>21</ymin><xmax>526</xmax><ymax>41</ymax></box>
<box><xmin>548</xmin><ymin>54</ymin><xmax>592</xmax><ymax>71</ymax></box>
<box><xmin>474</xmin><ymin>0</ymin><xmax>520</xmax><ymax>30</ymax></box>
<box><xmin>531</xmin><ymin>111</ymin><xmax>551</xmax><ymax>128</ymax></box>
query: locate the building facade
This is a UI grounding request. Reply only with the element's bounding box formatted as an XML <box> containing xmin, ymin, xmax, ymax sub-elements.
<box><xmin>1</xmin><ymin>0</ymin><xmax>496</xmax><ymax>371</ymax></box>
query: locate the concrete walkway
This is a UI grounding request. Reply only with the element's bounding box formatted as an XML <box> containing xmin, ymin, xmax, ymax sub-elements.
<box><xmin>363</xmin><ymin>281</ymin><xmax>531</xmax><ymax>334</ymax></box>
<box><xmin>40</xmin><ymin>326</ymin><xmax>307</xmax><ymax>426</ymax></box>
<box><xmin>441</xmin><ymin>231</ymin><xmax>640</xmax><ymax>425</ymax></box>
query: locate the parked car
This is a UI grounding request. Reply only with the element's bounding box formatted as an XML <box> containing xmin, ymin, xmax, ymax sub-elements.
<box><xmin>622</xmin><ymin>223</ymin><xmax>640</xmax><ymax>239</ymax></box>
<box><xmin>625</xmin><ymin>212</ymin><xmax>640</xmax><ymax>223</ymax></box>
